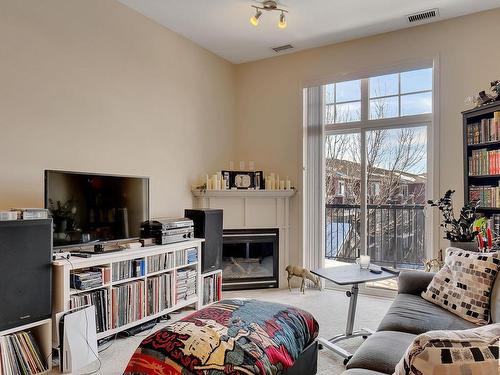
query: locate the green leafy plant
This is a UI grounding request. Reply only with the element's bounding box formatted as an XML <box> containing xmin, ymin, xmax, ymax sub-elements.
<box><xmin>427</xmin><ymin>189</ymin><xmax>479</xmax><ymax>242</ymax></box>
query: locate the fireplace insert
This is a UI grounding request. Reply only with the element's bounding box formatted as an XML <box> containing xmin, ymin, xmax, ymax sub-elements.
<box><xmin>222</xmin><ymin>228</ymin><xmax>279</xmax><ymax>290</ymax></box>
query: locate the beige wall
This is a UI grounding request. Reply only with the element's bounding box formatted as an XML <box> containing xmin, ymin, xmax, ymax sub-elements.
<box><xmin>235</xmin><ymin>8</ymin><xmax>500</xmax><ymax>263</ymax></box>
<box><xmin>0</xmin><ymin>0</ymin><xmax>235</xmax><ymax>217</ymax></box>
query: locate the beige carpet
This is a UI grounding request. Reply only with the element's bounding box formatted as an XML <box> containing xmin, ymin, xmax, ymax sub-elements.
<box><xmin>57</xmin><ymin>288</ymin><xmax>392</xmax><ymax>375</ymax></box>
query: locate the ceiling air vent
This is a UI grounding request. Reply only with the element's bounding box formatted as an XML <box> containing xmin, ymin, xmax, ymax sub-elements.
<box><xmin>272</xmin><ymin>44</ymin><xmax>294</xmax><ymax>53</ymax></box>
<box><xmin>407</xmin><ymin>8</ymin><xmax>439</xmax><ymax>23</ymax></box>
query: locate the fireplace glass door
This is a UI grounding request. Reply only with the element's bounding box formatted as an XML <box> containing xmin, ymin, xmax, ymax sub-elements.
<box><xmin>222</xmin><ymin>229</ymin><xmax>279</xmax><ymax>290</ymax></box>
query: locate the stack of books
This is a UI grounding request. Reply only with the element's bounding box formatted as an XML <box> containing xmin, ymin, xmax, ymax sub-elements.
<box><xmin>468</xmin><ymin>148</ymin><xmax>500</xmax><ymax>176</ymax></box>
<box><xmin>147</xmin><ymin>273</ymin><xmax>174</xmax><ymax>316</ymax></box>
<box><xmin>112</xmin><ymin>259</ymin><xmax>145</xmax><ymax>282</ymax></box>
<box><xmin>186</xmin><ymin>248</ymin><xmax>198</xmax><ymax>264</ymax></box>
<box><xmin>467</xmin><ymin>117</ymin><xmax>500</xmax><ymax>145</ymax></box>
<box><xmin>175</xmin><ymin>248</ymin><xmax>198</xmax><ymax>267</ymax></box>
<box><xmin>111</xmin><ymin>280</ymin><xmax>145</xmax><ymax>328</ymax></box>
<box><xmin>470</xmin><ymin>185</ymin><xmax>500</xmax><ymax>208</ymax></box>
<box><xmin>147</xmin><ymin>252</ymin><xmax>175</xmax><ymax>273</ymax></box>
<box><xmin>0</xmin><ymin>331</ymin><xmax>47</xmax><ymax>374</ymax></box>
<box><xmin>69</xmin><ymin>289</ymin><xmax>109</xmax><ymax>333</ymax></box>
<box><xmin>202</xmin><ymin>273</ymin><xmax>222</xmax><ymax>305</ymax></box>
<box><xmin>70</xmin><ymin>270</ymin><xmax>103</xmax><ymax>290</ymax></box>
<box><xmin>176</xmin><ymin>269</ymin><xmax>197</xmax><ymax>303</ymax></box>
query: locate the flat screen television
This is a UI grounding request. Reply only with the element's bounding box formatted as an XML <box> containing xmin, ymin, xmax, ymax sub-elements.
<box><xmin>44</xmin><ymin>170</ymin><xmax>149</xmax><ymax>248</ymax></box>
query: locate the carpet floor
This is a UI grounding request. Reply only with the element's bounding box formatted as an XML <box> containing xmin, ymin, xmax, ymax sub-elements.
<box><xmin>57</xmin><ymin>288</ymin><xmax>393</xmax><ymax>375</ymax></box>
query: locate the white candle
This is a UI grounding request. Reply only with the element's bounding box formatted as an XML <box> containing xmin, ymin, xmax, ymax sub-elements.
<box><xmin>229</xmin><ymin>161</ymin><xmax>235</xmax><ymax>170</ymax></box>
<box><xmin>239</xmin><ymin>161</ymin><xmax>245</xmax><ymax>170</ymax></box>
<box><xmin>280</xmin><ymin>180</ymin><xmax>285</xmax><ymax>190</ymax></box>
<box><xmin>206</xmin><ymin>175</ymin><xmax>210</xmax><ymax>190</ymax></box>
<box><xmin>212</xmin><ymin>174</ymin><xmax>218</xmax><ymax>190</ymax></box>
<box><xmin>286</xmin><ymin>179</ymin><xmax>291</xmax><ymax>190</ymax></box>
<box><xmin>248</xmin><ymin>161</ymin><xmax>255</xmax><ymax>171</ymax></box>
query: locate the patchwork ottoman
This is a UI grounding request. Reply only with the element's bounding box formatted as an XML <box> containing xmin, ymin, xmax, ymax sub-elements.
<box><xmin>124</xmin><ymin>299</ymin><xmax>319</xmax><ymax>375</ymax></box>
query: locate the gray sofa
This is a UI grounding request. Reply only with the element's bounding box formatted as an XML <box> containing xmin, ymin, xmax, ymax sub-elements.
<box><xmin>340</xmin><ymin>269</ymin><xmax>500</xmax><ymax>375</ymax></box>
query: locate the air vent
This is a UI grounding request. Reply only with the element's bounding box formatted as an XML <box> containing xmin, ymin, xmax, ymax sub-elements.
<box><xmin>272</xmin><ymin>44</ymin><xmax>294</xmax><ymax>53</ymax></box>
<box><xmin>407</xmin><ymin>8</ymin><xmax>439</xmax><ymax>23</ymax></box>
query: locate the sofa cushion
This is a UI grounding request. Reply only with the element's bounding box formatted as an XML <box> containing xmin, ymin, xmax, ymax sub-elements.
<box><xmin>378</xmin><ymin>293</ymin><xmax>476</xmax><ymax>335</ymax></box>
<box><xmin>394</xmin><ymin>323</ymin><xmax>500</xmax><ymax>375</ymax></box>
<box><xmin>341</xmin><ymin>369</ymin><xmax>388</xmax><ymax>375</ymax></box>
<box><xmin>346</xmin><ymin>331</ymin><xmax>416</xmax><ymax>374</ymax></box>
<box><xmin>491</xmin><ymin>274</ymin><xmax>500</xmax><ymax>323</ymax></box>
<box><xmin>421</xmin><ymin>249</ymin><xmax>499</xmax><ymax>325</ymax></box>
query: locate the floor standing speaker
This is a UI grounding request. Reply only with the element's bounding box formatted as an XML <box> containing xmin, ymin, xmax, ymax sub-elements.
<box><xmin>0</xmin><ymin>219</ymin><xmax>52</xmax><ymax>332</ymax></box>
<box><xmin>184</xmin><ymin>209</ymin><xmax>222</xmax><ymax>274</ymax></box>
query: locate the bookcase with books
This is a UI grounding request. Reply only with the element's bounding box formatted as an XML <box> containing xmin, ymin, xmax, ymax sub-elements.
<box><xmin>52</xmin><ymin>239</ymin><xmax>203</xmax><ymax>341</ymax></box>
<box><xmin>201</xmin><ymin>269</ymin><xmax>223</xmax><ymax>307</ymax></box>
<box><xmin>463</xmin><ymin>102</ymin><xmax>500</xmax><ymax>229</ymax></box>
<box><xmin>0</xmin><ymin>318</ymin><xmax>52</xmax><ymax>374</ymax></box>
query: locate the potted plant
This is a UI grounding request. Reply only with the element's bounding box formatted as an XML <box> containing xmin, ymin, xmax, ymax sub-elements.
<box><xmin>427</xmin><ymin>190</ymin><xmax>479</xmax><ymax>251</ymax></box>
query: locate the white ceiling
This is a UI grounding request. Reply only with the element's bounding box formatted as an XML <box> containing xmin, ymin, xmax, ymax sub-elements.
<box><xmin>117</xmin><ymin>0</ymin><xmax>500</xmax><ymax>64</ymax></box>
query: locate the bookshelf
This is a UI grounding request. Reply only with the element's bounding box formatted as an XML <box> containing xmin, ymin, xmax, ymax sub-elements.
<box><xmin>201</xmin><ymin>269</ymin><xmax>223</xmax><ymax>307</ymax></box>
<box><xmin>463</xmin><ymin>102</ymin><xmax>500</xmax><ymax>217</ymax></box>
<box><xmin>0</xmin><ymin>318</ymin><xmax>52</xmax><ymax>373</ymax></box>
<box><xmin>52</xmin><ymin>240</ymin><xmax>203</xmax><ymax>342</ymax></box>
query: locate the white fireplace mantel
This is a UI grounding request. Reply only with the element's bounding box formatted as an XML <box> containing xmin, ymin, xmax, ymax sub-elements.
<box><xmin>192</xmin><ymin>189</ymin><xmax>295</xmax><ymax>288</ymax></box>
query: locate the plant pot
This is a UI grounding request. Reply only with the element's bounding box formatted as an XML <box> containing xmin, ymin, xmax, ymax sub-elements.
<box><xmin>449</xmin><ymin>241</ymin><xmax>478</xmax><ymax>252</ymax></box>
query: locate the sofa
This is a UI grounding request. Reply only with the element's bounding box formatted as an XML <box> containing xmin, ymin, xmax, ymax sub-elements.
<box><xmin>341</xmin><ymin>269</ymin><xmax>500</xmax><ymax>375</ymax></box>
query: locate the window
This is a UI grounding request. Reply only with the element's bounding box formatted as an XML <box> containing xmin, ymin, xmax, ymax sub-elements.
<box><xmin>324</xmin><ymin>79</ymin><xmax>361</xmax><ymax>124</ymax></box>
<box><xmin>322</xmin><ymin>66</ymin><xmax>433</xmax><ymax>277</ymax></box>
<box><xmin>369</xmin><ymin>68</ymin><xmax>432</xmax><ymax>120</ymax></box>
<box><xmin>337</xmin><ymin>180</ymin><xmax>345</xmax><ymax>196</ymax></box>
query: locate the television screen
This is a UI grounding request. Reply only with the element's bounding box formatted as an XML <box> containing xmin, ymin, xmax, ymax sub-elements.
<box><xmin>44</xmin><ymin>170</ymin><xmax>149</xmax><ymax>248</ymax></box>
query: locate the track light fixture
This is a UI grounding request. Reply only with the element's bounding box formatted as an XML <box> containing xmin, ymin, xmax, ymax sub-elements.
<box><xmin>250</xmin><ymin>1</ymin><xmax>288</xmax><ymax>29</ymax></box>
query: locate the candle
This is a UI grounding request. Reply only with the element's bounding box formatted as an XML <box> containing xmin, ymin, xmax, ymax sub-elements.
<box><xmin>229</xmin><ymin>161</ymin><xmax>235</xmax><ymax>170</ymax></box>
<box><xmin>286</xmin><ymin>179</ymin><xmax>291</xmax><ymax>190</ymax></box>
<box><xmin>279</xmin><ymin>180</ymin><xmax>285</xmax><ymax>190</ymax></box>
<box><xmin>249</xmin><ymin>161</ymin><xmax>255</xmax><ymax>171</ymax></box>
<box><xmin>239</xmin><ymin>161</ymin><xmax>245</xmax><ymax>170</ymax></box>
<box><xmin>206</xmin><ymin>175</ymin><xmax>211</xmax><ymax>190</ymax></box>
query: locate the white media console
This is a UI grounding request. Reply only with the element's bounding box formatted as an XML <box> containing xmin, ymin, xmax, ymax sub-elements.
<box><xmin>52</xmin><ymin>239</ymin><xmax>203</xmax><ymax>343</ymax></box>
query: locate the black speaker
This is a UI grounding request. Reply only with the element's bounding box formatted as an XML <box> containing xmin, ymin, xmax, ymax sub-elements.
<box><xmin>0</xmin><ymin>219</ymin><xmax>52</xmax><ymax>331</ymax></box>
<box><xmin>184</xmin><ymin>209</ymin><xmax>222</xmax><ymax>274</ymax></box>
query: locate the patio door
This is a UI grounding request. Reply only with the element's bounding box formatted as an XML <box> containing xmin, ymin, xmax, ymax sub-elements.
<box><xmin>310</xmin><ymin>65</ymin><xmax>436</xmax><ymax>292</ymax></box>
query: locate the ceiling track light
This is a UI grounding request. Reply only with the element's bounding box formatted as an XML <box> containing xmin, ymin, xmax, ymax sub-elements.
<box><xmin>249</xmin><ymin>1</ymin><xmax>288</xmax><ymax>29</ymax></box>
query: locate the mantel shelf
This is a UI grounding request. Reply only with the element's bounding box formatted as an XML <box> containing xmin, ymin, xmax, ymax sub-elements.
<box><xmin>191</xmin><ymin>189</ymin><xmax>296</xmax><ymax>198</ymax></box>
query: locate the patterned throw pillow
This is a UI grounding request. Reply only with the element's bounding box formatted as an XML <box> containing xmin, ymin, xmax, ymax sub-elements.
<box><xmin>421</xmin><ymin>248</ymin><xmax>500</xmax><ymax>325</ymax></box>
<box><xmin>394</xmin><ymin>324</ymin><xmax>500</xmax><ymax>375</ymax></box>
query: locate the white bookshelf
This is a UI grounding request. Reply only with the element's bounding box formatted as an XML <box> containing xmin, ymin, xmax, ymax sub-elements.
<box><xmin>201</xmin><ymin>269</ymin><xmax>223</xmax><ymax>307</ymax></box>
<box><xmin>52</xmin><ymin>240</ymin><xmax>203</xmax><ymax>343</ymax></box>
<box><xmin>0</xmin><ymin>318</ymin><xmax>52</xmax><ymax>373</ymax></box>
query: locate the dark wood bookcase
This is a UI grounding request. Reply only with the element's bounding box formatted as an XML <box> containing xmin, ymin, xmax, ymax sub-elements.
<box><xmin>463</xmin><ymin>102</ymin><xmax>500</xmax><ymax>216</ymax></box>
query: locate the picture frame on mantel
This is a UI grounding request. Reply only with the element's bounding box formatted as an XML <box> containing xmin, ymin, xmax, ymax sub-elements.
<box><xmin>222</xmin><ymin>170</ymin><xmax>264</xmax><ymax>190</ymax></box>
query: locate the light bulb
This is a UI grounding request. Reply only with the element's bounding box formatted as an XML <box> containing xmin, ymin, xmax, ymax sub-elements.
<box><xmin>250</xmin><ymin>10</ymin><xmax>262</xmax><ymax>26</ymax></box>
<box><xmin>278</xmin><ymin>12</ymin><xmax>287</xmax><ymax>29</ymax></box>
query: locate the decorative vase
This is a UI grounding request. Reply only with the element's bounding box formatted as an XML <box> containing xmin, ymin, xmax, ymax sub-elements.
<box><xmin>449</xmin><ymin>241</ymin><xmax>478</xmax><ymax>252</ymax></box>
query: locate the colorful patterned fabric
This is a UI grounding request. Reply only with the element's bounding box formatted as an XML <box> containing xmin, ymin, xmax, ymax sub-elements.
<box><xmin>421</xmin><ymin>248</ymin><xmax>500</xmax><ymax>325</ymax></box>
<box><xmin>124</xmin><ymin>299</ymin><xmax>319</xmax><ymax>375</ymax></box>
<box><xmin>394</xmin><ymin>323</ymin><xmax>500</xmax><ymax>375</ymax></box>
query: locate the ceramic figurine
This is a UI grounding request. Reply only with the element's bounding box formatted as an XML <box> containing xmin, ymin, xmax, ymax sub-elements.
<box><xmin>285</xmin><ymin>265</ymin><xmax>321</xmax><ymax>293</ymax></box>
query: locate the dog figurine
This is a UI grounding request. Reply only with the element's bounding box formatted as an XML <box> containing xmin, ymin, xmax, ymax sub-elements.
<box><xmin>285</xmin><ymin>265</ymin><xmax>322</xmax><ymax>293</ymax></box>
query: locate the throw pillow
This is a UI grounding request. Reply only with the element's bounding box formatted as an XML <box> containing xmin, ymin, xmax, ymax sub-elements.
<box><xmin>394</xmin><ymin>323</ymin><xmax>500</xmax><ymax>375</ymax></box>
<box><xmin>421</xmin><ymin>248</ymin><xmax>499</xmax><ymax>325</ymax></box>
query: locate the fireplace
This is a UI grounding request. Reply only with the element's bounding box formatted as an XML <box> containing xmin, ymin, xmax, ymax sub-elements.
<box><xmin>222</xmin><ymin>228</ymin><xmax>279</xmax><ymax>290</ymax></box>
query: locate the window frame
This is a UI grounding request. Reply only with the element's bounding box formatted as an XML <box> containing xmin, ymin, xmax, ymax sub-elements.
<box><xmin>321</xmin><ymin>65</ymin><xmax>436</xmax><ymax>282</ymax></box>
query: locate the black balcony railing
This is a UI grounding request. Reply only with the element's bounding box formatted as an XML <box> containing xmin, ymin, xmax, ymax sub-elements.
<box><xmin>325</xmin><ymin>204</ymin><xmax>425</xmax><ymax>268</ymax></box>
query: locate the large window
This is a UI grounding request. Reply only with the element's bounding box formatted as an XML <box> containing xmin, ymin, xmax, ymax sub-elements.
<box><xmin>323</xmin><ymin>67</ymin><xmax>433</xmax><ymax>278</ymax></box>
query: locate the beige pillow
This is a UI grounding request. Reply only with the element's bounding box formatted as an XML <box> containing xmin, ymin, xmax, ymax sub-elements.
<box><xmin>394</xmin><ymin>324</ymin><xmax>500</xmax><ymax>375</ymax></box>
<box><xmin>421</xmin><ymin>249</ymin><xmax>499</xmax><ymax>325</ymax></box>
<box><xmin>491</xmin><ymin>275</ymin><xmax>500</xmax><ymax>323</ymax></box>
